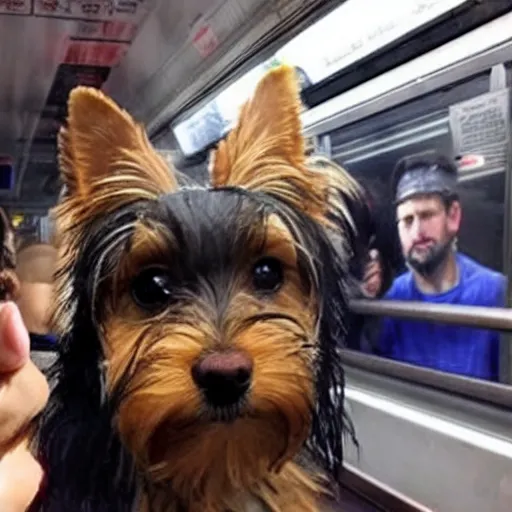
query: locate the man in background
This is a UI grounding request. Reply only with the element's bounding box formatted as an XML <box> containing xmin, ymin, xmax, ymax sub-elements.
<box><xmin>365</xmin><ymin>151</ymin><xmax>506</xmax><ymax>381</ymax></box>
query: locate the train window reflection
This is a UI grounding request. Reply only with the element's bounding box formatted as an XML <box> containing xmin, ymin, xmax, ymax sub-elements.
<box><xmin>326</xmin><ymin>65</ymin><xmax>511</xmax><ymax>382</ymax></box>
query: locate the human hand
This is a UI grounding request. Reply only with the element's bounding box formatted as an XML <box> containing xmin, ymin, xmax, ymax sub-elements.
<box><xmin>0</xmin><ymin>302</ymin><xmax>49</xmax><ymax>511</ymax></box>
<box><xmin>361</xmin><ymin>249</ymin><xmax>383</xmax><ymax>298</ymax></box>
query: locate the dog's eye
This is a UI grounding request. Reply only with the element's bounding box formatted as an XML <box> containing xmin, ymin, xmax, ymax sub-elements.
<box><xmin>131</xmin><ymin>268</ymin><xmax>173</xmax><ymax>310</ymax></box>
<box><xmin>252</xmin><ymin>257</ymin><xmax>283</xmax><ymax>293</ymax></box>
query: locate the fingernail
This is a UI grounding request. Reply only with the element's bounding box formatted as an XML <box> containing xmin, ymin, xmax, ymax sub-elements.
<box><xmin>0</xmin><ymin>301</ymin><xmax>29</xmax><ymax>371</ymax></box>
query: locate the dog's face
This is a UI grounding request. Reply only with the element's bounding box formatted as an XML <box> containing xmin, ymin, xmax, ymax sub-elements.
<box><xmin>101</xmin><ymin>191</ymin><xmax>321</xmax><ymax>495</ymax></box>
<box><xmin>50</xmin><ymin>66</ymin><xmax>356</xmax><ymax>504</ymax></box>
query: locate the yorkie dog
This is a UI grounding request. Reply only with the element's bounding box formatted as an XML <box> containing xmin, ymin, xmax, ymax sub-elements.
<box><xmin>32</xmin><ymin>65</ymin><xmax>371</xmax><ymax>511</ymax></box>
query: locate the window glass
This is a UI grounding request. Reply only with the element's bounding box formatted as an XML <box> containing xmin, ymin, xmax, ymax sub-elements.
<box><xmin>327</xmin><ymin>65</ymin><xmax>511</xmax><ymax>384</ymax></box>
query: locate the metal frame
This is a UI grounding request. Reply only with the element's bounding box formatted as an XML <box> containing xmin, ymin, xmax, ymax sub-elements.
<box><xmin>349</xmin><ymin>299</ymin><xmax>512</xmax><ymax>332</ymax></box>
<box><xmin>501</xmin><ymin>86</ymin><xmax>512</xmax><ymax>383</ymax></box>
<box><xmin>340</xmin><ymin>349</ymin><xmax>512</xmax><ymax>409</ymax></box>
<box><xmin>155</xmin><ymin>3</ymin><xmax>511</xmax><ymax>154</ymax></box>
<box><xmin>340</xmin><ymin>464</ymin><xmax>432</xmax><ymax>512</ymax></box>
<box><xmin>345</xmin><ymin>298</ymin><xmax>512</xmax><ymax>406</ymax></box>
<box><xmin>302</xmin><ymin>33</ymin><xmax>512</xmax><ymax>137</ymax></box>
<box><xmin>301</xmin><ymin>1</ymin><xmax>512</xmax><ymax>110</ymax></box>
<box><xmin>343</xmin><ymin>364</ymin><xmax>512</xmax><ymax>511</ymax></box>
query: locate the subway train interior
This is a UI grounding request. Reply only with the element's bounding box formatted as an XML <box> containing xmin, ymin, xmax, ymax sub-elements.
<box><xmin>3</xmin><ymin>0</ymin><xmax>512</xmax><ymax>510</ymax></box>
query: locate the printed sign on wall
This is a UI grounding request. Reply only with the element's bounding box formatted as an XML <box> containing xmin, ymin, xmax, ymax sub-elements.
<box><xmin>34</xmin><ymin>0</ymin><xmax>151</xmax><ymax>23</ymax></box>
<box><xmin>450</xmin><ymin>88</ymin><xmax>510</xmax><ymax>175</ymax></box>
<box><xmin>0</xmin><ymin>0</ymin><xmax>31</xmax><ymax>15</ymax></box>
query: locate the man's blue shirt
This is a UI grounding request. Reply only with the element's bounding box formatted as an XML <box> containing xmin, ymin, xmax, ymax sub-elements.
<box><xmin>378</xmin><ymin>253</ymin><xmax>506</xmax><ymax>381</ymax></box>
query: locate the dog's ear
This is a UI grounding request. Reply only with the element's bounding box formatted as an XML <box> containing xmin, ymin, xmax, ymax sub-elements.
<box><xmin>209</xmin><ymin>65</ymin><xmax>328</xmax><ymax>222</ymax></box>
<box><xmin>58</xmin><ymin>86</ymin><xmax>177</xmax><ymax>220</ymax></box>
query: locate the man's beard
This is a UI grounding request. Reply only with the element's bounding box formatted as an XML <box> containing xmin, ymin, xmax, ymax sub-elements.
<box><xmin>406</xmin><ymin>237</ymin><xmax>454</xmax><ymax>277</ymax></box>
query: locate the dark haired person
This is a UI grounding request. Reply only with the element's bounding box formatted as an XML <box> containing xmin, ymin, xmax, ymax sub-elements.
<box><xmin>366</xmin><ymin>152</ymin><xmax>506</xmax><ymax>381</ymax></box>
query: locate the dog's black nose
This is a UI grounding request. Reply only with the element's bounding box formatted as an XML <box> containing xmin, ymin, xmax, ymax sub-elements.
<box><xmin>192</xmin><ymin>351</ymin><xmax>253</xmax><ymax>407</ymax></box>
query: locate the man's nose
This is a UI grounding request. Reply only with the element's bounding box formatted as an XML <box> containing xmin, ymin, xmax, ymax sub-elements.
<box><xmin>410</xmin><ymin>216</ymin><xmax>424</xmax><ymax>238</ymax></box>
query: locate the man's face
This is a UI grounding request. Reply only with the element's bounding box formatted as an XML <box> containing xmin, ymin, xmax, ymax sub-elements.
<box><xmin>396</xmin><ymin>194</ymin><xmax>461</xmax><ymax>275</ymax></box>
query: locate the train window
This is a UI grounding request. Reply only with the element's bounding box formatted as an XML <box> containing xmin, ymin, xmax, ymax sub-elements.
<box><xmin>317</xmin><ymin>63</ymin><xmax>511</xmax><ymax>384</ymax></box>
<box><xmin>171</xmin><ymin>0</ymin><xmax>470</xmax><ymax>157</ymax></box>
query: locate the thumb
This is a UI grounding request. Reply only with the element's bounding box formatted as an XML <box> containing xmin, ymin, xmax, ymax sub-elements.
<box><xmin>0</xmin><ymin>302</ymin><xmax>30</xmax><ymax>374</ymax></box>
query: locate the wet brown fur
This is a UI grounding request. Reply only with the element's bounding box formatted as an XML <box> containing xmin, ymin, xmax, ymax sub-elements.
<box><xmin>41</xmin><ymin>66</ymin><xmax>354</xmax><ymax>511</ymax></box>
<box><xmin>84</xmin><ymin>206</ymin><xmax>323</xmax><ymax>510</ymax></box>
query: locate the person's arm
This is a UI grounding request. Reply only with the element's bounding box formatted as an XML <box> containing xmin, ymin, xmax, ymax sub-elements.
<box><xmin>361</xmin><ymin>250</ymin><xmax>382</xmax><ymax>298</ymax></box>
<box><xmin>359</xmin><ymin>253</ymin><xmax>398</xmax><ymax>356</ymax></box>
<box><xmin>0</xmin><ymin>302</ymin><xmax>49</xmax><ymax>511</ymax></box>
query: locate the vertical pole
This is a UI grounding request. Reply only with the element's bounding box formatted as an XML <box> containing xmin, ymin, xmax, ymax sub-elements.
<box><xmin>500</xmin><ymin>80</ymin><xmax>512</xmax><ymax>384</ymax></box>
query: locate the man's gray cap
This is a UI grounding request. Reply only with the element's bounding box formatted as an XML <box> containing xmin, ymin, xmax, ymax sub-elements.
<box><xmin>392</xmin><ymin>152</ymin><xmax>458</xmax><ymax>205</ymax></box>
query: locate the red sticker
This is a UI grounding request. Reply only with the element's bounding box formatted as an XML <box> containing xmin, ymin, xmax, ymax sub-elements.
<box><xmin>63</xmin><ymin>40</ymin><xmax>129</xmax><ymax>68</ymax></box>
<box><xmin>192</xmin><ymin>24</ymin><xmax>219</xmax><ymax>59</ymax></box>
<box><xmin>457</xmin><ymin>154</ymin><xmax>486</xmax><ymax>172</ymax></box>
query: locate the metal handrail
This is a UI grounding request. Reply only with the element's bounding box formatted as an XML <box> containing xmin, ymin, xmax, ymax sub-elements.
<box><xmin>349</xmin><ymin>299</ymin><xmax>512</xmax><ymax>332</ymax></box>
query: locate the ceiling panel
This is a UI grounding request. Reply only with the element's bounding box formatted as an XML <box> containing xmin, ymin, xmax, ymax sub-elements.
<box><xmin>0</xmin><ymin>0</ymin><xmax>340</xmax><ymax>212</ymax></box>
<box><xmin>104</xmin><ymin>0</ymin><xmax>261</xmax><ymax>112</ymax></box>
<box><xmin>0</xmin><ymin>0</ymin><xmax>163</xmax><ymax>207</ymax></box>
<box><xmin>0</xmin><ymin>15</ymin><xmax>73</xmax><ymax>148</ymax></box>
